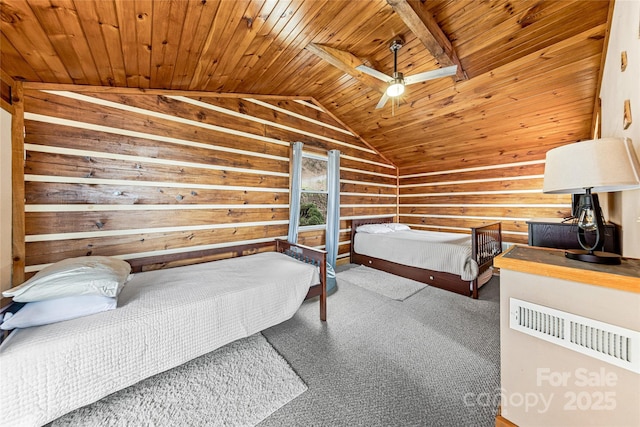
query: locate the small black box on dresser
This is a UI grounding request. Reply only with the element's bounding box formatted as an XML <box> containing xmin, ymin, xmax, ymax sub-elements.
<box><xmin>527</xmin><ymin>217</ymin><xmax>621</xmax><ymax>254</ymax></box>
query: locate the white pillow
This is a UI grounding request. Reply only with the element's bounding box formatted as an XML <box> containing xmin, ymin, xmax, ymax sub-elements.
<box><xmin>385</xmin><ymin>223</ymin><xmax>411</xmax><ymax>231</ymax></box>
<box><xmin>0</xmin><ymin>295</ymin><xmax>117</xmax><ymax>330</ymax></box>
<box><xmin>356</xmin><ymin>224</ymin><xmax>394</xmax><ymax>234</ymax></box>
<box><xmin>3</xmin><ymin>256</ymin><xmax>131</xmax><ymax>303</ymax></box>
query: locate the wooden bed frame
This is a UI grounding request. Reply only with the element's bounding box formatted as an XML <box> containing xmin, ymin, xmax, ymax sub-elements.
<box><xmin>126</xmin><ymin>239</ymin><xmax>327</xmax><ymax>321</ymax></box>
<box><xmin>0</xmin><ymin>240</ymin><xmax>327</xmax><ymax>425</ymax></box>
<box><xmin>350</xmin><ymin>218</ymin><xmax>502</xmax><ymax>299</ymax></box>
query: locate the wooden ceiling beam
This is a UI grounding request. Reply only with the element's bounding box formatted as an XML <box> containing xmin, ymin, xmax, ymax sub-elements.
<box><xmin>387</xmin><ymin>0</ymin><xmax>467</xmax><ymax>81</ymax></box>
<box><xmin>305</xmin><ymin>43</ymin><xmax>387</xmax><ymax>94</ymax></box>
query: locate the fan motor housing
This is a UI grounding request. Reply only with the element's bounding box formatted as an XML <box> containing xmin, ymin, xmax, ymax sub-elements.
<box><xmin>389</xmin><ymin>38</ymin><xmax>404</xmax><ymax>52</ymax></box>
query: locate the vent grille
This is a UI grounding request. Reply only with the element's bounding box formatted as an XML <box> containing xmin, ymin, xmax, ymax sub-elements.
<box><xmin>569</xmin><ymin>323</ymin><xmax>630</xmax><ymax>362</ymax></box>
<box><xmin>516</xmin><ymin>305</ymin><xmax>565</xmax><ymax>339</ymax></box>
<box><xmin>510</xmin><ymin>298</ymin><xmax>640</xmax><ymax>373</ymax></box>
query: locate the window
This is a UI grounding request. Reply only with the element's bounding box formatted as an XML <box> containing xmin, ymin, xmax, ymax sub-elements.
<box><xmin>300</xmin><ymin>153</ymin><xmax>328</xmax><ymax>226</ymax></box>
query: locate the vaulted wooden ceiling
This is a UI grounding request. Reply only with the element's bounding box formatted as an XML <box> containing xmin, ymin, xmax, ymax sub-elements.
<box><xmin>1</xmin><ymin>0</ymin><xmax>611</xmax><ymax>173</ymax></box>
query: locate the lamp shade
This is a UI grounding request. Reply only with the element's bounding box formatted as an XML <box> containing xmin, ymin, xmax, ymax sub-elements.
<box><xmin>543</xmin><ymin>137</ymin><xmax>640</xmax><ymax>194</ymax></box>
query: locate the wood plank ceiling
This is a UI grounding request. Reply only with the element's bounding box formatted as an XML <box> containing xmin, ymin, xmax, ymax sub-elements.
<box><xmin>1</xmin><ymin>0</ymin><xmax>611</xmax><ymax>173</ymax></box>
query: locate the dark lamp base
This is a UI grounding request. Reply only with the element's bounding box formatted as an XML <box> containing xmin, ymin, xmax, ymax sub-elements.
<box><xmin>565</xmin><ymin>250</ymin><xmax>621</xmax><ymax>265</ymax></box>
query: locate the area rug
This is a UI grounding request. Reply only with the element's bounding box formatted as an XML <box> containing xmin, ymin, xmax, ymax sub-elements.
<box><xmin>337</xmin><ymin>265</ymin><xmax>426</xmax><ymax>300</ymax></box>
<box><xmin>51</xmin><ymin>333</ymin><xmax>307</xmax><ymax>427</ymax></box>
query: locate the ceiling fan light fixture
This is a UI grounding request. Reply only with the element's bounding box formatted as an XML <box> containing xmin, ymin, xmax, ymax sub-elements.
<box><xmin>386</xmin><ymin>80</ymin><xmax>405</xmax><ymax>97</ymax></box>
<box><xmin>357</xmin><ymin>35</ymin><xmax>457</xmax><ymax>109</ymax></box>
<box><xmin>386</xmin><ymin>72</ymin><xmax>405</xmax><ymax>97</ymax></box>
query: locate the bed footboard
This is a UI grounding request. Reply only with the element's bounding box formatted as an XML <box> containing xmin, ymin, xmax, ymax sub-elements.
<box><xmin>471</xmin><ymin>222</ymin><xmax>502</xmax><ymax>298</ymax></box>
<box><xmin>276</xmin><ymin>239</ymin><xmax>327</xmax><ymax>321</ymax></box>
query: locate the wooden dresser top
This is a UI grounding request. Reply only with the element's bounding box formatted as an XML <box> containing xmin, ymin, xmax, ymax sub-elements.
<box><xmin>494</xmin><ymin>245</ymin><xmax>640</xmax><ymax>294</ymax></box>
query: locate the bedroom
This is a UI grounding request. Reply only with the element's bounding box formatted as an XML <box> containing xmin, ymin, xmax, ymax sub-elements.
<box><xmin>1</xmin><ymin>0</ymin><xmax>639</xmax><ymax>426</ymax></box>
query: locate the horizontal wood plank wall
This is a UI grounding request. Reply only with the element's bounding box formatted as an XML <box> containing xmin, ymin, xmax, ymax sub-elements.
<box><xmin>22</xmin><ymin>89</ymin><xmax>396</xmax><ymax>273</ymax></box>
<box><xmin>399</xmin><ymin>161</ymin><xmax>571</xmax><ymax>245</ymax></box>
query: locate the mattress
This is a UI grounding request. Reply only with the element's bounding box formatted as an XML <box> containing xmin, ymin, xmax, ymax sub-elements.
<box><xmin>0</xmin><ymin>251</ymin><xmax>318</xmax><ymax>427</ymax></box>
<box><xmin>354</xmin><ymin>229</ymin><xmax>479</xmax><ymax>281</ymax></box>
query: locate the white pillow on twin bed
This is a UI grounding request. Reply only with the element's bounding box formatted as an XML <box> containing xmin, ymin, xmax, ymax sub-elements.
<box><xmin>2</xmin><ymin>256</ymin><xmax>131</xmax><ymax>303</ymax></box>
<box><xmin>0</xmin><ymin>295</ymin><xmax>117</xmax><ymax>330</ymax></box>
<box><xmin>385</xmin><ymin>223</ymin><xmax>411</xmax><ymax>231</ymax></box>
<box><xmin>356</xmin><ymin>224</ymin><xmax>394</xmax><ymax>234</ymax></box>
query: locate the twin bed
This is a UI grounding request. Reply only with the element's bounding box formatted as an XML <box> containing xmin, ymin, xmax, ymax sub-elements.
<box><xmin>1</xmin><ymin>219</ymin><xmax>501</xmax><ymax>425</ymax></box>
<box><xmin>0</xmin><ymin>239</ymin><xmax>326</xmax><ymax>426</ymax></box>
<box><xmin>350</xmin><ymin>217</ymin><xmax>502</xmax><ymax>298</ymax></box>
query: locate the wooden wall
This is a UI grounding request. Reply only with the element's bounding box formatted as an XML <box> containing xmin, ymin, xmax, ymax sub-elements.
<box><xmin>1</xmin><ymin>71</ymin><xmax>18</xmax><ymax>299</ymax></box>
<box><xmin>20</xmin><ymin>88</ymin><xmax>396</xmax><ymax>274</ymax></box>
<box><xmin>398</xmin><ymin>161</ymin><xmax>571</xmax><ymax>245</ymax></box>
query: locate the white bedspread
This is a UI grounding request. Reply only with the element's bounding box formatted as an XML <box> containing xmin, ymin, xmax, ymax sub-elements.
<box><xmin>0</xmin><ymin>252</ymin><xmax>317</xmax><ymax>427</ymax></box>
<box><xmin>354</xmin><ymin>229</ymin><xmax>479</xmax><ymax>281</ymax></box>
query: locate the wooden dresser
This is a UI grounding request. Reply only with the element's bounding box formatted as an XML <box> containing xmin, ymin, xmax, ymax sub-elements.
<box><xmin>494</xmin><ymin>246</ymin><xmax>640</xmax><ymax>427</ymax></box>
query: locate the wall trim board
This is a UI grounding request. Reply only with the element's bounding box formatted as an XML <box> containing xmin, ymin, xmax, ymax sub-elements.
<box><xmin>399</xmin><ymin>189</ymin><xmax>543</xmax><ymax>197</ymax></box>
<box><xmin>340</xmin><ymin>166</ymin><xmax>396</xmax><ymax>179</ymax></box>
<box><xmin>342</xmin><ymin>192</ymin><xmax>396</xmax><ymax>199</ymax></box>
<box><xmin>342</xmin><ymin>204</ymin><xmax>396</xmax><ymax>209</ymax></box>
<box><xmin>340</xmin><ymin>179</ymin><xmax>396</xmax><ymax>189</ymax></box>
<box><xmin>0</xmin><ymin>69</ymin><xmax>15</xmax><ymax>114</ymax></box>
<box><xmin>1</xmin><ymin>105</ymin><xmax>12</xmax><ymax>298</ymax></box>
<box><xmin>341</xmin><ymin>214</ymin><xmax>396</xmax><ymax>220</ymax></box>
<box><xmin>25</xmin><ymin>143</ymin><xmax>288</xmax><ymax>178</ymax></box>
<box><xmin>399</xmin><ymin>174</ymin><xmax>544</xmax><ymax>188</ymax></box>
<box><xmin>25</xmin><ymin>175</ymin><xmax>289</xmax><ymax>193</ymax></box>
<box><xmin>25</xmin><ymin>204</ymin><xmax>290</xmax><ymax>212</ymax></box>
<box><xmin>25</xmin><ymin>219</ymin><xmax>291</xmax><ymax>243</ymax></box>
<box><xmin>402</xmin><ymin>203</ymin><xmax>568</xmax><ymax>208</ymax></box>
<box><xmin>400</xmin><ymin>159</ymin><xmax>546</xmax><ymax>179</ymax></box>
<box><xmin>11</xmin><ymin>81</ymin><xmax>25</xmax><ymax>286</ymax></box>
<box><xmin>1</xmin><ymin>83</ymin><xmax>13</xmax><ymax>115</ymax></box>
<box><xmin>401</xmin><ymin>213</ymin><xmax>533</xmax><ymax>222</ymax></box>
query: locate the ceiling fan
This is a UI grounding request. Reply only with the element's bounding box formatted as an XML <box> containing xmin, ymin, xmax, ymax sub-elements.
<box><xmin>356</xmin><ymin>37</ymin><xmax>458</xmax><ymax>109</ymax></box>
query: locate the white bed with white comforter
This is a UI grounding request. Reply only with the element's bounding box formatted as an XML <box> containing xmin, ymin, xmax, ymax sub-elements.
<box><xmin>354</xmin><ymin>229</ymin><xmax>480</xmax><ymax>281</ymax></box>
<box><xmin>350</xmin><ymin>219</ymin><xmax>502</xmax><ymax>298</ymax></box>
<box><xmin>0</xmin><ymin>251</ymin><xmax>319</xmax><ymax>426</ymax></box>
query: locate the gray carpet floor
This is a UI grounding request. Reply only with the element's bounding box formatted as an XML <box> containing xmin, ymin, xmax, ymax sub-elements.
<box><xmin>51</xmin><ymin>334</ymin><xmax>307</xmax><ymax>427</ymax></box>
<box><xmin>259</xmin><ymin>264</ymin><xmax>501</xmax><ymax>427</ymax></box>
<box><xmin>336</xmin><ymin>265</ymin><xmax>427</xmax><ymax>300</ymax></box>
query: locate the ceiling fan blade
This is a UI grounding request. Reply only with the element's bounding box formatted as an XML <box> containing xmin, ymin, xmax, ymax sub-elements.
<box><xmin>404</xmin><ymin>65</ymin><xmax>458</xmax><ymax>85</ymax></box>
<box><xmin>375</xmin><ymin>92</ymin><xmax>390</xmax><ymax>109</ymax></box>
<box><xmin>356</xmin><ymin>64</ymin><xmax>393</xmax><ymax>82</ymax></box>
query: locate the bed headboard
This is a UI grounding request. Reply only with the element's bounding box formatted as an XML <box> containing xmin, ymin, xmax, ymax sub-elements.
<box><xmin>351</xmin><ymin>217</ymin><xmax>394</xmax><ymax>228</ymax></box>
<box><xmin>349</xmin><ymin>217</ymin><xmax>394</xmax><ymax>259</ymax></box>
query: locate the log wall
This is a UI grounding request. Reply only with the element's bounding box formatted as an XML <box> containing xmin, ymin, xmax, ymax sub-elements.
<box><xmin>21</xmin><ymin>88</ymin><xmax>396</xmax><ymax>273</ymax></box>
<box><xmin>398</xmin><ymin>161</ymin><xmax>571</xmax><ymax>245</ymax></box>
